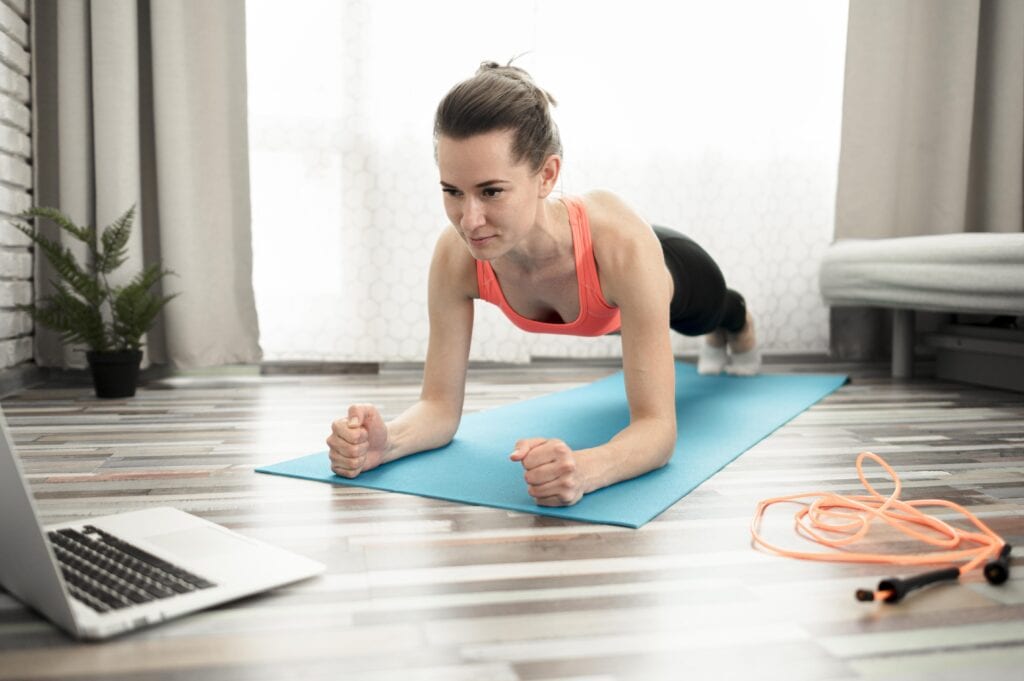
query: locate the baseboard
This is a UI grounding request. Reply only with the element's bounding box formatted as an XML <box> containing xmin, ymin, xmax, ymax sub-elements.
<box><xmin>0</xmin><ymin>362</ymin><xmax>177</xmax><ymax>397</ymax></box>
<box><xmin>0</xmin><ymin>364</ymin><xmax>46</xmax><ymax>399</ymax></box>
<box><xmin>260</xmin><ymin>361</ymin><xmax>380</xmax><ymax>375</ymax></box>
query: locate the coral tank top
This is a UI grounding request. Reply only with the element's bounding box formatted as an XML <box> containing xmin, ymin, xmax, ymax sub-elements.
<box><xmin>475</xmin><ymin>196</ymin><xmax>621</xmax><ymax>336</ymax></box>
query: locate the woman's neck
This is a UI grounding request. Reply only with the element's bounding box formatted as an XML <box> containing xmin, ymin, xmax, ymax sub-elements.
<box><xmin>499</xmin><ymin>198</ymin><xmax>571</xmax><ymax>275</ymax></box>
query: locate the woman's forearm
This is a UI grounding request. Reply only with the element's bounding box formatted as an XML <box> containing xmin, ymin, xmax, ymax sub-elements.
<box><xmin>382</xmin><ymin>399</ymin><xmax>461</xmax><ymax>463</ymax></box>
<box><xmin>578</xmin><ymin>417</ymin><xmax>677</xmax><ymax>493</ymax></box>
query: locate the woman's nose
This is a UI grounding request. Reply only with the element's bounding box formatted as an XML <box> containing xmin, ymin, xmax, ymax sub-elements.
<box><xmin>460</xmin><ymin>198</ymin><xmax>485</xmax><ymax>230</ymax></box>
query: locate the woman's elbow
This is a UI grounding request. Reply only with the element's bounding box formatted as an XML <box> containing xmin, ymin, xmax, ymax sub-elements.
<box><xmin>654</xmin><ymin>420</ymin><xmax>677</xmax><ymax>468</ymax></box>
<box><xmin>434</xmin><ymin>420</ymin><xmax>459</xmax><ymax>449</ymax></box>
<box><xmin>422</xmin><ymin>399</ymin><xmax>461</xmax><ymax>445</ymax></box>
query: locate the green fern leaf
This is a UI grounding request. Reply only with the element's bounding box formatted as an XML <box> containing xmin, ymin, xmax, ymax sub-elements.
<box><xmin>18</xmin><ymin>207</ymin><xmax>91</xmax><ymax>243</ymax></box>
<box><xmin>97</xmin><ymin>206</ymin><xmax>135</xmax><ymax>274</ymax></box>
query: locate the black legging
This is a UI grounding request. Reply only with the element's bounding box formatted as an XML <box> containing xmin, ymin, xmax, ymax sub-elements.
<box><xmin>653</xmin><ymin>225</ymin><xmax>747</xmax><ymax>336</ymax></box>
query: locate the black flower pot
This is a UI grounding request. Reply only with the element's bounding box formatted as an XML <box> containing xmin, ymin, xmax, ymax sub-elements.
<box><xmin>86</xmin><ymin>350</ymin><xmax>143</xmax><ymax>398</ymax></box>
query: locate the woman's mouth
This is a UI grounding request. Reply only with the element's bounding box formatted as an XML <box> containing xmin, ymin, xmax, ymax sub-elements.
<box><xmin>470</xmin><ymin>234</ymin><xmax>496</xmax><ymax>245</ymax></box>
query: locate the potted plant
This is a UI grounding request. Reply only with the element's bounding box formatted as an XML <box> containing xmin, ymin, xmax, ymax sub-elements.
<box><xmin>12</xmin><ymin>205</ymin><xmax>177</xmax><ymax>398</ymax></box>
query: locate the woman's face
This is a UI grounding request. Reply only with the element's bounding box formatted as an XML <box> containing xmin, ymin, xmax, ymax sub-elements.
<box><xmin>436</xmin><ymin>129</ymin><xmax>547</xmax><ymax>260</ymax></box>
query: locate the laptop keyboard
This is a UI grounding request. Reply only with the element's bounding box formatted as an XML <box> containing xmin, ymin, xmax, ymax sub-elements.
<box><xmin>47</xmin><ymin>525</ymin><xmax>216</xmax><ymax>613</ymax></box>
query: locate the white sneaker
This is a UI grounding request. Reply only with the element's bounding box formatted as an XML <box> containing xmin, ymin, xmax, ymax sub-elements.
<box><xmin>697</xmin><ymin>344</ymin><xmax>728</xmax><ymax>375</ymax></box>
<box><xmin>725</xmin><ymin>347</ymin><xmax>762</xmax><ymax>376</ymax></box>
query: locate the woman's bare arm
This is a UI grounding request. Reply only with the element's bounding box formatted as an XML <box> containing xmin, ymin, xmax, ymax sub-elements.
<box><xmin>511</xmin><ymin>191</ymin><xmax>677</xmax><ymax>504</ymax></box>
<box><xmin>327</xmin><ymin>227</ymin><xmax>476</xmax><ymax>476</ymax></box>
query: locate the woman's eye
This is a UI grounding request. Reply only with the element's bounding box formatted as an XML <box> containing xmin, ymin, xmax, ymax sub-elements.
<box><xmin>483</xmin><ymin>188</ymin><xmax>503</xmax><ymax>198</ymax></box>
<box><xmin>442</xmin><ymin>188</ymin><xmax>461</xmax><ymax>197</ymax></box>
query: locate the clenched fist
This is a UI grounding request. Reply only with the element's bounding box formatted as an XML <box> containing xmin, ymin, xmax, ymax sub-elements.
<box><xmin>327</xmin><ymin>404</ymin><xmax>389</xmax><ymax>478</ymax></box>
<box><xmin>510</xmin><ymin>438</ymin><xmax>586</xmax><ymax>506</ymax></box>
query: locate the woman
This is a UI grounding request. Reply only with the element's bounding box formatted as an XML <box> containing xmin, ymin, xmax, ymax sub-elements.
<box><xmin>326</xmin><ymin>62</ymin><xmax>759</xmax><ymax>507</ymax></box>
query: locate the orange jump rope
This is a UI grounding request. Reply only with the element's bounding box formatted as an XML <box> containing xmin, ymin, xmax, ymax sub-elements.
<box><xmin>751</xmin><ymin>451</ymin><xmax>1012</xmax><ymax>603</ymax></box>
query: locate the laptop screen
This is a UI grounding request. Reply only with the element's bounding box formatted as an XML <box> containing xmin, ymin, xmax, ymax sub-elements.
<box><xmin>0</xmin><ymin>408</ymin><xmax>78</xmax><ymax>634</ymax></box>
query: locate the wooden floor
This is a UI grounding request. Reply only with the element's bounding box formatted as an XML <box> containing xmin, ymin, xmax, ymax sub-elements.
<box><xmin>0</xmin><ymin>358</ymin><xmax>1022</xmax><ymax>680</ymax></box>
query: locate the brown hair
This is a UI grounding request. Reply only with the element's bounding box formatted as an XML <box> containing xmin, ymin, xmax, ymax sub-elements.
<box><xmin>434</xmin><ymin>61</ymin><xmax>562</xmax><ymax>172</ymax></box>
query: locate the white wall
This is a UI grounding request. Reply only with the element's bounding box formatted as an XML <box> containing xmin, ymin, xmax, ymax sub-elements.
<box><xmin>0</xmin><ymin>0</ymin><xmax>32</xmax><ymax>372</ymax></box>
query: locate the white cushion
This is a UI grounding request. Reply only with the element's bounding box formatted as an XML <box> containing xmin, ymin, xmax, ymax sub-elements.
<box><xmin>819</xmin><ymin>233</ymin><xmax>1024</xmax><ymax>314</ymax></box>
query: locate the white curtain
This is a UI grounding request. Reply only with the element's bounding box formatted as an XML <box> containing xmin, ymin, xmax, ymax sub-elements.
<box><xmin>837</xmin><ymin>0</ymin><xmax>1023</xmax><ymax>240</ymax></box>
<box><xmin>247</xmin><ymin>0</ymin><xmax>848</xmax><ymax>363</ymax></box>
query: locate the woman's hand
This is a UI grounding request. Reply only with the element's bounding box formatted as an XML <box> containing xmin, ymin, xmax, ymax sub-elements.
<box><xmin>510</xmin><ymin>438</ymin><xmax>586</xmax><ymax>506</ymax></box>
<box><xmin>327</xmin><ymin>404</ymin><xmax>390</xmax><ymax>478</ymax></box>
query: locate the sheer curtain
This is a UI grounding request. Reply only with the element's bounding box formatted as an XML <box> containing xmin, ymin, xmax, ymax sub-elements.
<box><xmin>247</xmin><ymin>0</ymin><xmax>848</xmax><ymax>363</ymax></box>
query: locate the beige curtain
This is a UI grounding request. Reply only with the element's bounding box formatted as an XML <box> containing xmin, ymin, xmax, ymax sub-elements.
<box><xmin>831</xmin><ymin>0</ymin><xmax>1023</xmax><ymax>356</ymax></box>
<box><xmin>33</xmin><ymin>0</ymin><xmax>261</xmax><ymax>369</ymax></box>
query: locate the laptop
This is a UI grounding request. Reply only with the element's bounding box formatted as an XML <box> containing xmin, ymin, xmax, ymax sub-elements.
<box><xmin>0</xmin><ymin>406</ymin><xmax>325</xmax><ymax>640</ymax></box>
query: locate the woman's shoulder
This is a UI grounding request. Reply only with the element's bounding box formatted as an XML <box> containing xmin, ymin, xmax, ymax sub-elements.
<box><xmin>576</xmin><ymin>188</ymin><xmax>626</xmax><ymax>217</ymax></box>
<box><xmin>573</xmin><ymin>191</ymin><xmax>668</xmax><ymax>307</ymax></box>
<box><xmin>576</xmin><ymin>189</ymin><xmax>652</xmax><ymax>245</ymax></box>
<box><xmin>431</xmin><ymin>225</ymin><xmax>479</xmax><ymax>298</ymax></box>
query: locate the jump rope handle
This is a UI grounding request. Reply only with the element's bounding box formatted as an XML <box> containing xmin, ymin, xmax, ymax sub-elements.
<box><xmin>856</xmin><ymin>544</ymin><xmax>1012</xmax><ymax>604</ymax></box>
<box><xmin>857</xmin><ymin>567</ymin><xmax>961</xmax><ymax>603</ymax></box>
<box><xmin>984</xmin><ymin>544</ymin><xmax>1013</xmax><ymax>586</ymax></box>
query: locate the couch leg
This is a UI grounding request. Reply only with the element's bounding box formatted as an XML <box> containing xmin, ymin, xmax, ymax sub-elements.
<box><xmin>892</xmin><ymin>309</ymin><xmax>915</xmax><ymax>378</ymax></box>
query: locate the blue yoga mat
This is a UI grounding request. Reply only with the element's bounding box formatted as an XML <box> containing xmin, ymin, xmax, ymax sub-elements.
<box><xmin>256</xmin><ymin>362</ymin><xmax>846</xmax><ymax>528</ymax></box>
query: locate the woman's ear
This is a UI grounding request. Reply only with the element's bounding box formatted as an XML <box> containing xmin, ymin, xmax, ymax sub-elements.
<box><xmin>537</xmin><ymin>154</ymin><xmax>561</xmax><ymax>198</ymax></box>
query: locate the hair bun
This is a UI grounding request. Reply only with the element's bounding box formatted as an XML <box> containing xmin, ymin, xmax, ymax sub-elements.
<box><xmin>436</xmin><ymin>59</ymin><xmax>563</xmax><ymax>172</ymax></box>
<box><xmin>474</xmin><ymin>61</ymin><xmax>554</xmax><ymax>104</ymax></box>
